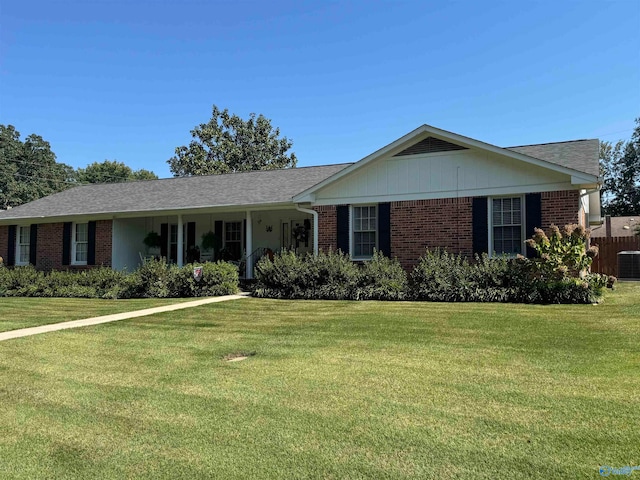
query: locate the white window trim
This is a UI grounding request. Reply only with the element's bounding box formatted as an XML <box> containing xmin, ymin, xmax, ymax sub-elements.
<box><xmin>15</xmin><ymin>225</ymin><xmax>30</xmax><ymax>266</ymax></box>
<box><xmin>487</xmin><ymin>195</ymin><xmax>526</xmax><ymax>258</ymax></box>
<box><xmin>350</xmin><ymin>204</ymin><xmax>378</xmax><ymax>261</ymax></box>
<box><xmin>224</xmin><ymin>221</ymin><xmax>243</xmax><ymax>248</ymax></box>
<box><xmin>71</xmin><ymin>222</ymin><xmax>88</xmax><ymax>266</ymax></box>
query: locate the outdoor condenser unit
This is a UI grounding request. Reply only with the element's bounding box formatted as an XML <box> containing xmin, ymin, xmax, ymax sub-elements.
<box><xmin>617</xmin><ymin>251</ymin><xmax>640</xmax><ymax>280</ymax></box>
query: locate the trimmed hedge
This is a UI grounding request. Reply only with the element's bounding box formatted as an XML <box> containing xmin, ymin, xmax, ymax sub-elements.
<box><xmin>253</xmin><ymin>250</ymin><xmax>407</xmax><ymax>300</ymax></box>
<box><xmin>254</xmin><ymin>243</ymin><xmax>613</xmax><ymax>304</ymax></box>
<box><xmin>409</xmin><ymin>250</ymin><xmax>513</xmax><ymax>303</ymax></box>
<box><xmin>0</xmin><ymin>259</ymin><xmax>238</xmax><ymax>299</ymax></box>
<box><xmin>0</xmin><ymin>223</ymin><xmax>614</xmax><ymax>304</ymax></box>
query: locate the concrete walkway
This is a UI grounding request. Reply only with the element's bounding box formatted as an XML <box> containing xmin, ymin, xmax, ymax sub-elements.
<box><xmin>0</xmin><ymin>292</ymin><xmax>251</xmax><ymax>342</ymax></box>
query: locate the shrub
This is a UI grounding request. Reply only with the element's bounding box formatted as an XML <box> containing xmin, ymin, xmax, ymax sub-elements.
<box><xmin>123</xmin><ymin>257</ymin><xmax>176</xmax><ymax>298</ymax></box>
<box><xmin>82</xmin><ymin>267</ymin><xmax>128</xmax><ymax>299</ymax></box>
<box><xmin>409</xmin><ymin>249</ymin><xmax>477</xmax><ymax>302</ymax></box>
<box><xmin>357</xmin><ymin>250</ymin><xmax>407</xmax><ymax>300</ymax></box>
<box><xmin>0</xmin><ymin>258</ymin><xmax>239</xmax><ymax>299</ymax></box>
<box><xmin>253</xmin><ymin>250</ymin><xmax>310</xmax><ymax>299</ymax></box>
<box><xmin>525</xmin><ymin>224</ymin><xmax>596</xmax><ymax>280</ymax></box>
<box><xmin>171</xmin><ymin>261</ymin><xmax>239</xmax><ymax>297</ymax></box>
<box><xmin>0</xmin><ymin>265</ymin><xmax>44</xmax><ymax>297</ymax></box>
<box><xmin>515</xmin><ymin>224</ymin><xmax>615</xmax><ymax>304</ymax></box>
<box><xmin>254</xmin><ymin>249</ymin><xmax>360</xmax><ymax>300</ymax></box>
<box><xmin>305</xmin><ymin>250</ymin><xmax>360</xmax><ymax>300</ymax></box>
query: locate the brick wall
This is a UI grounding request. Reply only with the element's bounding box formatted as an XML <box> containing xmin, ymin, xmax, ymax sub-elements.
<box><xmin>313</xmin><ymin>205</ymin><xmax>338</xmax><ymax>252</ymax></box>
<box><xmin>95</xmin><ymin>220</ymin><xmax>113</xmax><ymax>267</ymax></box>
<box><xmin>541</xmin><ymin>190</ymin><xmax>580</xmax><ymax>230</ymax></box>
<box><xmin>0</xmin><ymin>225</ymin><xmax>8</xmax><ymax>265</ymax></box>
<box><xmin>36</xmin><ymin>223</ymin><xmax>64</xmax><ymax>270</ymax></box>
<box><xmin>0</xmin><ymin>220</ymin><xmax>113</xmax><ymax>270</ymax></box>
<box><xmin>391</xmin><ymin>197</ymin><xmax>473</xmax><ymax>270</ymax></box>
<box><xmin>312</xmin><ymin>190</ymin><xmax>581</xmax><ymax>271</ymax></box>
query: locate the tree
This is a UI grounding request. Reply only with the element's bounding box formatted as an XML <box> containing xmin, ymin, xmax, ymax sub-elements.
<box><xmin>76</xmin><ymin>160</ymin><xmax>158</xmax><ymax>184</ymax></box>
<box><xmin>599</xmin><ymin>118</ymin><xmax>640</xmax><ymax>216</ymax></box>
<box><xmin>168</xmin><ymin>105</ymin><xmax>297</xmax><ymax>176</ymax></box>
<box><xmin>0</xmin><ymin>125</ymin><xmax>75</xmax><ymax>209</ymax></box>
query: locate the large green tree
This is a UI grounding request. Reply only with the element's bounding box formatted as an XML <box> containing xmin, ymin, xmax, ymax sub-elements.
<box><xmin>168</xmin><ymin>105</ymin><xmax>297</xmax><ymax>176</ymax></box>
<box><xmin>599</xmin><ymin>118</ymin><xmax>640</xmax><ymax>216</ymax></box>
<box><xmin>76</xmin><ymin>160</ymin><xmax>158</xmax><ymax>184</ymax></box>
<box><xmin>0</xmin><ymin>125</ymin><xmax>75</xmax><ymax>209</ymax></box>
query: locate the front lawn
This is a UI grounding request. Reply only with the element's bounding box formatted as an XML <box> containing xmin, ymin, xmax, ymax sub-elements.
<box><xmin>0</xmin><ymin>284</ymin><xmax>638</xmax><ymax>479</ymax></box>
<box><xmin>0</xmin><ymin>297</ymin><xmax>195</xmax><ymax>332</ymax></box>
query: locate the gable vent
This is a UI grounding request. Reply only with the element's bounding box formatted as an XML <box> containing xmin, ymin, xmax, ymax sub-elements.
<box><xmin>393</xmin><ymin>136</ymin><xmax>468</xmax><ymax>156</ymax></box>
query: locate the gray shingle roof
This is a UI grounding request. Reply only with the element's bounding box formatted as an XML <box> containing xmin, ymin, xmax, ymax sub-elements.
<box><xmin>0</xmin><ymin>137</ymin><xmax>600</xmax><ymax>223</ymax></box>
<box><xmin>0</xmin><ymin>164</ymin><xmax>351</xmax><ymax>221</ymax></box>
<box><xmin>508</xmin><ymin>139</ymin><xmax>599</xmax><ymax>177</ymax></box>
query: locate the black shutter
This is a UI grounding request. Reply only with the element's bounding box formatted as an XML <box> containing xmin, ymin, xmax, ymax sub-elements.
<box><xmin>7</xmin><ymin>225</ymin><xmax>16</xmax><ymax>266</ymax></box>
<box><xmin>378</xmin><ymin>203</ymin><xmax>391</xmax><ymax>257</ymax></box>
<box><xmin>29</xmin><ymin>224</ymin><xmax>38</xmax><ymax>266</ymax></box>
<box><xmin>160</xmin><ymin>223</ymin><xmax>168</xmax><ymax>259</ymax></box>
<box><xmin>87</xmin><ymin>221</ymin><xmax>96</xmax><ymax>265</ymax></box>
<box><xmin>525</xmin><ymin>193</ymin><xmax>542</xmax><ymax>258</ymax></box>
<box><xmin>187</xmin><ymin>222</ymin><xmax>196</xmax><ymax>249</ymax></box>
<box><xmin>214</xmin><ymin>221</ymin><xmax>223</xmax><ymax>261</ymax></box>
<box><xmin>336</xmin><ymin>205</ymin><xmax>350</xmax><ymax>254</ymax></box>
<box><xmin>472</xmin><ymin>197</ymin><xmax>489</xmax><ymax>255</ymax></box>
<box><xmin>62</xmin><ymin>222</ymin><xmax>72</xmax><ymax>265</ymax></box>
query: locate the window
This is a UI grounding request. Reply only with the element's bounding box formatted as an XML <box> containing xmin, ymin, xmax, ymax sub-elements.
<box><xmin>72</xmin><ymin>223</ymin><xmax>88</xmax><ymax>265</ymax></box>
<box><xmin>169</xmin><ymin>224</ymin><xmax>178</xmax><ymax>263</ymax></box>
<box><xmin>224</xmin><ymin>221</ymin><xmax>242</xmax><ymax>260</ymax></box>
<box><xmin>352</xmin><ymin>205</ymin><xmax>377</xmax><ymax>259</ymax></box>
<box><xmin>491</xmin><ymin>197</ymin><xmax>523</xmax><ymax>255</ymax></box>
<box><xmin>16</xmin><ymin>226</ymin><xmax>30</xmax><ymax>265</ymax></box>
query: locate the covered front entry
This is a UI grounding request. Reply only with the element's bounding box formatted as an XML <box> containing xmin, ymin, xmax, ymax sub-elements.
<box><xmin>111</xmin><ymin>207</ymin><xmax>315</xmax><ymax>278</ymax></box>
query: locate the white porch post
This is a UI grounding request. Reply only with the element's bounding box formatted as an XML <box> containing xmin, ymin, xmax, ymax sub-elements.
<box><xmin>177</xmin><ymin>214</ymin><xmax>184</xmax><ymax>267</ymax></box>
<box><xmin>245</xmin><ymin>210</ymin><xmax>253</xmax><ymax>279</ymax></box>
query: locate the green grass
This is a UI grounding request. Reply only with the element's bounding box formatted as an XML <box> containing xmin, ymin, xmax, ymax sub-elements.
<box><xmin>0</xmin><ymin>284</ymin><xmax>638</xmax><ymax>479</ymax></box>
<box><xmin>0</xmin><ymin>297</ymin><xmax>195</xmax><ymax>332</ymax></box>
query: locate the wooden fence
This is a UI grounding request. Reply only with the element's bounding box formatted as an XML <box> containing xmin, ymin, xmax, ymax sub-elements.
<box><xmin>590</xmin><ymin>236</ymin><xmax>640</xmax><ymax>277</ymax></box>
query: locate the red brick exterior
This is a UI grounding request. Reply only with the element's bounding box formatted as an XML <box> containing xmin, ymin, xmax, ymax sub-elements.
<box><xmin>36</xmin><ymin>223</ymin><xmax>65</xmax><ymax>270</ymax></box>
<box><xmin>0</xmin><ymin>220</ymin><xmax>113</xmax><ymax>270</ymax></box>
<box><xmin>0</xmin><ymin>225</ymin><xmax>8</xmax><ymax>265</ymax></box>
<box><xmin>391</xmin><ymin>197</ymin><xmax>473</xmax><ymax>270</ymax></box>
<box><xmin>94</xmin><ymin>220</ymin><xmax>113</xmax><ymax>267</ymax></box>
<box><xmin>314</xmin><ymin>190</ymin><xmax>581</xmax><ymax>270</ymax></box>
<box><xmin>541</xmin><ymin>190</ymin><xmax>581</xmax><ymax>230</ymax></box>
<box><xmin>314</xmin><ymin>205</ymin><xmax>338</xmax><ymax>252</ymax></box>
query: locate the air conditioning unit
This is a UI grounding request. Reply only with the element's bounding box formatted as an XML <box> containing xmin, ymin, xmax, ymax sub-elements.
<box><xmin>617</xmin><ymin>251</ymin><xmax>640</xmax><ymax>280</ymax></box>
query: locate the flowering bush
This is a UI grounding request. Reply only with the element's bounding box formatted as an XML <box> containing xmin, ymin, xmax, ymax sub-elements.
<box><xmin>525</xmin><ymin>224</ymin><xmax>597</xmax><ymax>279</ymax></box>
<box><xmin>513</xmin><ymin>223</ymin><xmax>615</xmax><ymax>303</ymax></box>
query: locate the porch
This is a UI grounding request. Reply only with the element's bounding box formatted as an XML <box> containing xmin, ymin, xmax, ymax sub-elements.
<box><xmin>111</xmin><ymin>207</ymin><xmax>315</xmax><ymax>278</ymax></box>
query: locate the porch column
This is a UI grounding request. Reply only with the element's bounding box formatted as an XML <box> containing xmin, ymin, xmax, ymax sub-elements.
<box><xmin>245</xmin><ymin>210</ymin><xmax>253</xmax><ymax>279</ymax></box>
<box><xmin>177</xmin><ymin>214</ymin><xmax>184</xmax><ymax>267</ymax></box>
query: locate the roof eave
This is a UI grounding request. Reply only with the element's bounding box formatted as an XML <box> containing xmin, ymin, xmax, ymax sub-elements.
<box><xmin>0</xmin><ymin>201</ymin><xmax>298</xmax><ymax>225</ymax></box>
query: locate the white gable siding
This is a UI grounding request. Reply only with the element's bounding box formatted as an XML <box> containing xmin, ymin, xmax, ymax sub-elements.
<box><xmin>312</xmin><ymin>149</ymin><xmax>572</xmax><ymax>205</ymax></box>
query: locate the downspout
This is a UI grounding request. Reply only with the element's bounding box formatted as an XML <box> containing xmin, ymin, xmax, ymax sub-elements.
<box><xmin>295</xmin><ymin>205</ymin><xmax>318</xmax><ymax>255</ymax></box>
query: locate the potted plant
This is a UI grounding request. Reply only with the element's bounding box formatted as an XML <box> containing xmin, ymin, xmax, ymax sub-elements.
<box><xmin>143</xmin><ymin>231</ymin><xmax>162</xmax><ymax>255</ymax></box>
<box><xmin>201</xmin><ymin>231</ymin><xmax>222</xmax><ymax>260</ymax></box>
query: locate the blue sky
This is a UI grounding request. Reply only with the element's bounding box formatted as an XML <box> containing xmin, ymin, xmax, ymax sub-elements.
<box><xmin>1</xmin><ymin>0</ymin><xmax>639</xmax><ymax>179</ymax></box>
